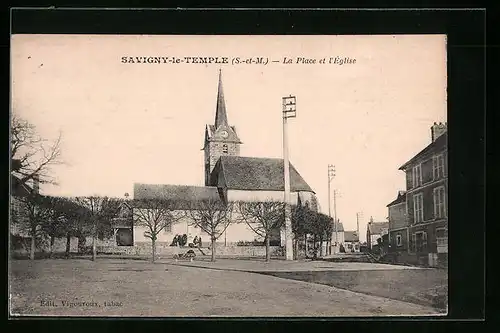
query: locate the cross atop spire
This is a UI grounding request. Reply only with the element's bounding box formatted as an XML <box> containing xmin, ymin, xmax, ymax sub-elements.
<box><xmin>215</xmin><ymin>69</ymin><xmax>229</xmax><ymax>129</ymax></box>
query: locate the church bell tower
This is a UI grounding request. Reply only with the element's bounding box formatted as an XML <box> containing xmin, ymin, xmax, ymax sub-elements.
<box><xmin>203</xmin><ymin>70</ymin><xmax>242</xmax><ymax>186</ymax></box>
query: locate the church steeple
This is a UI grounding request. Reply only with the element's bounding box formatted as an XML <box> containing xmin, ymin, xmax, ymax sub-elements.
<box><xmin>203</xmin><ymin>69</ymin><xmax>242</xmax><ymax>186</ymax></box>
<box><xmin>215</xmin><ymin>69</ymin><xmax>229</xmax><ymax>129</ymax></box>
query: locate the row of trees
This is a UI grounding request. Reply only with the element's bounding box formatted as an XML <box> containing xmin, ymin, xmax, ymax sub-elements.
<box><xmin>132</xmin><ymin>198</ymin><xmax>335</xmax><ymax>263</ymax></box>
<box><xmin>11</xmin><ymin>194</ymin><xmax>123</xmax><ymax>261</ymax></box>
<box><xmin>11</xmin><ymin>194</ymin><xmax>335</xmax><ymax>263</ymax></box>
<box><xmin>10</xmin><ymin>114</ymin><xmax>335</xmax><ymax>263</ymax></box>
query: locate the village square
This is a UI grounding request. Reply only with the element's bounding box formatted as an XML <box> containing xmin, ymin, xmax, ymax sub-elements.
<box><xmin>10</xmin><ymin>35</ymin><xmax>448</xmax><ymax>317</ymax></box>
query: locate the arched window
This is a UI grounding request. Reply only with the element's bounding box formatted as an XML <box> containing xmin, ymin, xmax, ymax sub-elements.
<box><xmin>222</xmin><ymin>144</ymin><xmax>228</xmax><ymax>154</ymax></box>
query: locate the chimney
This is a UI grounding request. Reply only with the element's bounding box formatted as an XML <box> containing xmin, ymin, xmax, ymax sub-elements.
<box><xmin>398</xmin><ymin>190</ymin><xmax>406</xmax><ymax>197</ymax></box>
<box><xmin>32</xmin><ymin>174</ymin><xmax>40</xmax><ymax>194</ymax></box>
<box><xmin>431</xmin><ymin>122</ymin><xmax>447</xmax><ymax>142</ymax></box>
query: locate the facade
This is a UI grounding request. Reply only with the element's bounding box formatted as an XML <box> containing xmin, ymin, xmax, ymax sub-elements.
<box><xmin>344</xmin><ymin>231</ymin><xmax>360</xmax><ymax>252</ymax></box>
<box><xmin>387</xmin><ymin>191</ymin><xmax>409</xmax><ymax>253</ymax></box>
<box><xmin>366</xmin><ymin>217</ymin><xmax>389</xmax><ymax>251</ymax></box>
<box><xmin>398</xmin><ymin>123</ymin><xmax>448</xmax><ymax>267</ymax></box>
<box><xmin>10</xmin><ymin>174</ymin><xmax>36</xmax><ymax>237</ymax></box>
<box><xmin>131</xmin><ymin>71</ymin><xmax>317</xmax><ymax>248</ymax></box>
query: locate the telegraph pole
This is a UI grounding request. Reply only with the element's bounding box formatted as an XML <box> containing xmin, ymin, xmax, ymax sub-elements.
<box><xmin>283</xmin><ymin>95</ymin><xmax>296</xmax><ymax>261</ymax></box>
<box><xmin>333</xmin><ymin>189</ymin><xmax>338</xmax><ymax>246</ymax></box>
<box><xmin>328</xmin><ymin>164</ymin><xmax>336</xmax><ymax>253</ymax></box>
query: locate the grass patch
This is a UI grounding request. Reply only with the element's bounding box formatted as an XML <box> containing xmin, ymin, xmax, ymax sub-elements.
<box><xmin>261</xmin><ymin>269</ymin><xmax>448</xmax><ymax>312</ymax></box>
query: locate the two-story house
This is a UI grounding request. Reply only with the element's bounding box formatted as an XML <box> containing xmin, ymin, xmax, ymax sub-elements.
<box><xmin>366</xmin><ymin>217</ymin><xmax>389</xmax><ymax>251</ymax></box>
<box><xmin>398</xmin><ymin>122</ymin><xmax>448</xmax><ymax>267</ymax></box>
<box><xmin>387</xmin><ymin>191</ymin><xmax>409</xmax><ymax>253</ymax></box>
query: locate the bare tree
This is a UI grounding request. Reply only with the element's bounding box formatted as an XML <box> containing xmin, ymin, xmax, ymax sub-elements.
<box><xmin>73</xmin><ymin>196</ymin><xmax>122</xmax><ymax>261</ymax></box>
<box><xmin>132</xmin><ymin>198</ymin><xmax>184</xmax><ymax>263</ymax></box>
<box><xmin>12</xmin><ymin>193</ymin><xmax>52</xmax><ymax>260</ymax></box>
<box><xmin>11</xmin><ymin>114</ymin><xmax>62</xmax><ymax>187</ymax></box>
<box><xmin>185</xmin><ymin>198</ymin><xmax>233</xmax><ymax>262</ymax></box>
<box><xmin>236</xmin><ymin>201</ymin><xmax>285</xmax><ymax>262</ymax></box>
<box><xmin>41</xmin><ymin>196</ymin><xmax>68</xmax><ymax>257</ymax></box>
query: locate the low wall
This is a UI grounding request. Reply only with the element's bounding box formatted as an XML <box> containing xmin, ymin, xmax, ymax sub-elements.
<box><xmin>390</xmin><ymin>251</ymin><xmax>447</xmax><ymax>268</ymax></box>
<box><xmin>213</xmin><ymin>245</ymin><xmax>282</xmax><ymax>257</ymax></box>
<box><xmin>96</xmin><ymin>242</ymin><xmax>283</xmax><ymax>257</ymax></box>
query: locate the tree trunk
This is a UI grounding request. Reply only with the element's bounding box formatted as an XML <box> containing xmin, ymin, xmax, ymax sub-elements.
<box><xmin>313</xmin><ymin>234</ymin><xmax>317</xmax><ymax>259</ymax></box>
<box><xmin>65</xmin><ymin>233</ymin><xmax>71</xmax><ymax>258</ymax></box>
<box><xmin>152</xmin><ymin>239</ymin><xmax>156</xmax><ymax>263</ymax></box>
<box><xmin>50</xmin><ymin>235</ymin><xmax>55</xmax><ymax>258</ymax></box>
<box><xmin>304</xmin><ymin>234</ymin><xmax>308</xmax><ymax>258</ymax></box>
<box><xmin>319</xmin><ymin>236</ymin><xmax>324</xmax><ymax>257</ymax></box>
<box><xmin>293</xmin><ymin>238</ymin><xmax>299</xmax><ymax>260</ymax></box>
<box><xmin>92</xmin><ymin>234</ymin><xmax>97</xmax><ymax>261</ymax></box>
<box><xmin>265</xmin><ymin>234</ymin><xmax>270</xmax><ymax>262</ymax></box>
<box><xmin>92</xmin><ymin>220</ymin><xmax>97</xmax><ymax>261</ymax></box>
<box><xmin>211</xmin><ymin>237</ymin><xmax>216</xmax><ymax>262</ymax></box>
<box><xmin>30</xmin><ymin>228</ymin><xmax>36</xmax><ymax>260</ymax></box>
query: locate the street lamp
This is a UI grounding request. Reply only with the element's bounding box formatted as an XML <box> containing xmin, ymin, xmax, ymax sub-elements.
<box><xmin>283</xmin><ymin>95</ymin><xmax>296</xmax><ymax>261</ymax></box>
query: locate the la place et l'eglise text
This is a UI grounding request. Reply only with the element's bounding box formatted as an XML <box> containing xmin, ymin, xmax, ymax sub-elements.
<box><xmin>121</xmin><ymin>56</ymin><xmax>229</xmax><ymax>64</ymax></box>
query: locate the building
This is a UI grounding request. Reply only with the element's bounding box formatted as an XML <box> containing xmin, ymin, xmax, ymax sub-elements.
<box><xmin>10</xmin><ymin>173</ymin><xmax>37</xmax><ymax>237</ymax></box>
<box><xmin>398</xmin><ymin>123</ymin><xmax>448</xmax><ymax>267</ymax></box>
<box><xmin>132</xmin><ymin>71</ymin><xmax>317</xmax><ymax>248</ymax></box>
<box><xmin>387</xmin><ymin>191</ymin><xmax>409</xmax><ymax>253</ymax></box>
<box><xmin>343</xmin><ymin>231</ymin><xmax>360</xmax><ymax>252</ymax></box>
<box><xmin>366</xmin><ymin>217</ymin><xmax>389</xmax><ymax>251</ymax></box>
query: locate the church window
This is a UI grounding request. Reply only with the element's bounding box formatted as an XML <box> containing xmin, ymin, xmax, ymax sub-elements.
<box><xmin>222</xmin><ymin>144</ymin><xmax>228</xmax><ymax>154</ymax></box>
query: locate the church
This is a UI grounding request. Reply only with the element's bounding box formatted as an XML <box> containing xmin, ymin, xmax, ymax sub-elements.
<box><xmin>132</xmin><ymin>71</ymin><xmax>317</xmax><ymax>247</ymax></box>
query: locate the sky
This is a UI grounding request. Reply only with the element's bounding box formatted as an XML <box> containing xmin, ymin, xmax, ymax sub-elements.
<box><xmin>11</xmin><ymin>34</ymin><xmax>447</xmax><ymax>241</ymax></box>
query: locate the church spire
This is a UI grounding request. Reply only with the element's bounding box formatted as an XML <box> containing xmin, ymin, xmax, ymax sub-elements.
<box><xmin>215</xmin><ymin>69</ymin><xmax>229</xmax><ymax>129</ymax></box>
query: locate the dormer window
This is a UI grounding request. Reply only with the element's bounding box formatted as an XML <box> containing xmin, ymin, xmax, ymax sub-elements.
<box><xmin>222</xmin><ymin>144</ymin><xmax>228</xmax><ymax>154</ymax></box>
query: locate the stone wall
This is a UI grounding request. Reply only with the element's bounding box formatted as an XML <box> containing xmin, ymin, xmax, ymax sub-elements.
<box><xmin>96</xmin><ymin>242</ymin><xmax>283</xmax><ymax>258</ymax></box>
<box><xmin>213</xmin><ymin>245</ymin><xmax>282</xmax><ymax>257</ymax></box>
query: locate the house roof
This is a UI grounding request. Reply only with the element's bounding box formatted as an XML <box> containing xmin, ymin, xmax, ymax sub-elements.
<box><xmin>387</xmin><ymin>191</ymin><xmax>407</xmax><ymax>207</ymax></box>
<box><xmin>210</xmin><ymin>156</ymin><xmax>314</xmax><ymax>193</ymax></box>
<box><xmin>399</xmin><ymin>132</ymin><xmax>447</xmax><ymax>170</ymax></box>
<box><xmin>344</xmin><ymin>231</ymin><xmax>359</xmax><ymax>242</ymax></box>
<box><xmin>368</xmin><ymin>222</ymin><xmax>389</xmax><ymax>235</ymax></box>
<box><xmin>133</xmin><ymin>183</ymin><xmax>222</xmax><ymax>209</ymax></box>
<box><xmin>10</xmin><ymin>174</ymin><xmax>32</xmax><ymax>197</ymax></box>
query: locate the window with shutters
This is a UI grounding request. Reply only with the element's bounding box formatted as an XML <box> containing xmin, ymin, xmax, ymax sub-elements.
<box><xmin>413</xmin><ymin>193</ymin><xmax>424</xmax><ymax>223</ymax></box>
<box><xmin>433</xmin><ymin>186</ymin><xmax>446</xmax><ymax>219</ymax></box>
<box><xmin>413</xmin><ymin>164</ymin><xmax>422</xmax><ymax>187</ymax></box>
<box><xmin>433</xmin><ymin>154</ymin><xmax>445</xmax><ymax>180</ymax></box>
<box><xmin>415</xmin><ymin>231</ymin><xmax>427</xmax><ymax>253</ymax></box>
<box><xmin>222</xmin><ymin>144</ymin><xmax>228</xmax><ymax>154</ymax></box>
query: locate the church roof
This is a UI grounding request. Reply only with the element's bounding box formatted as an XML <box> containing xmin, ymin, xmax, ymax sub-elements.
<box><xmin>204</xmin><ymin>70</ymin><xmax>242</xmax><ymax>145</ymax></box>
<box><xmin>211</xmin><ymin>156</ymin><xmax>315</xmax><ymax>193</ymax></box>
<box><xmin>133</xmin><ymin>183</ymin><xmax>221</xmax><ymax>209</ymax></box>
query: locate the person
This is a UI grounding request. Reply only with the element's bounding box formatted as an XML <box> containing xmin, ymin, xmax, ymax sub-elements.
<box><xmin>193</xmin><ymin>236</ymin><xmax>199</xmax><ymax>247</ymax></box>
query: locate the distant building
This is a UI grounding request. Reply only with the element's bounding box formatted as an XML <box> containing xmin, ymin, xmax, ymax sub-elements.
<box><xmin>366</xmin><ymin>217</ymin><xmax>389</xmax><ymax>251</ymax></box>
<box><xmin>387</xmin><ymin>191</ymin><xmax>409</xmax><ymax>253</ymax></box>
<box><xmin>344</xmin><ymin>231</ymin><xmax>360</xmax><ymax>252</ymax></box>
<box><xmin>398</xmin><ymin>122</ymin><xmax>448</xmax><ymax>267</ymax></box>
<box><xmin>10</xmin><ymin>174</ymin><xmax>36</xmax><ymax>237</ymax></box>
